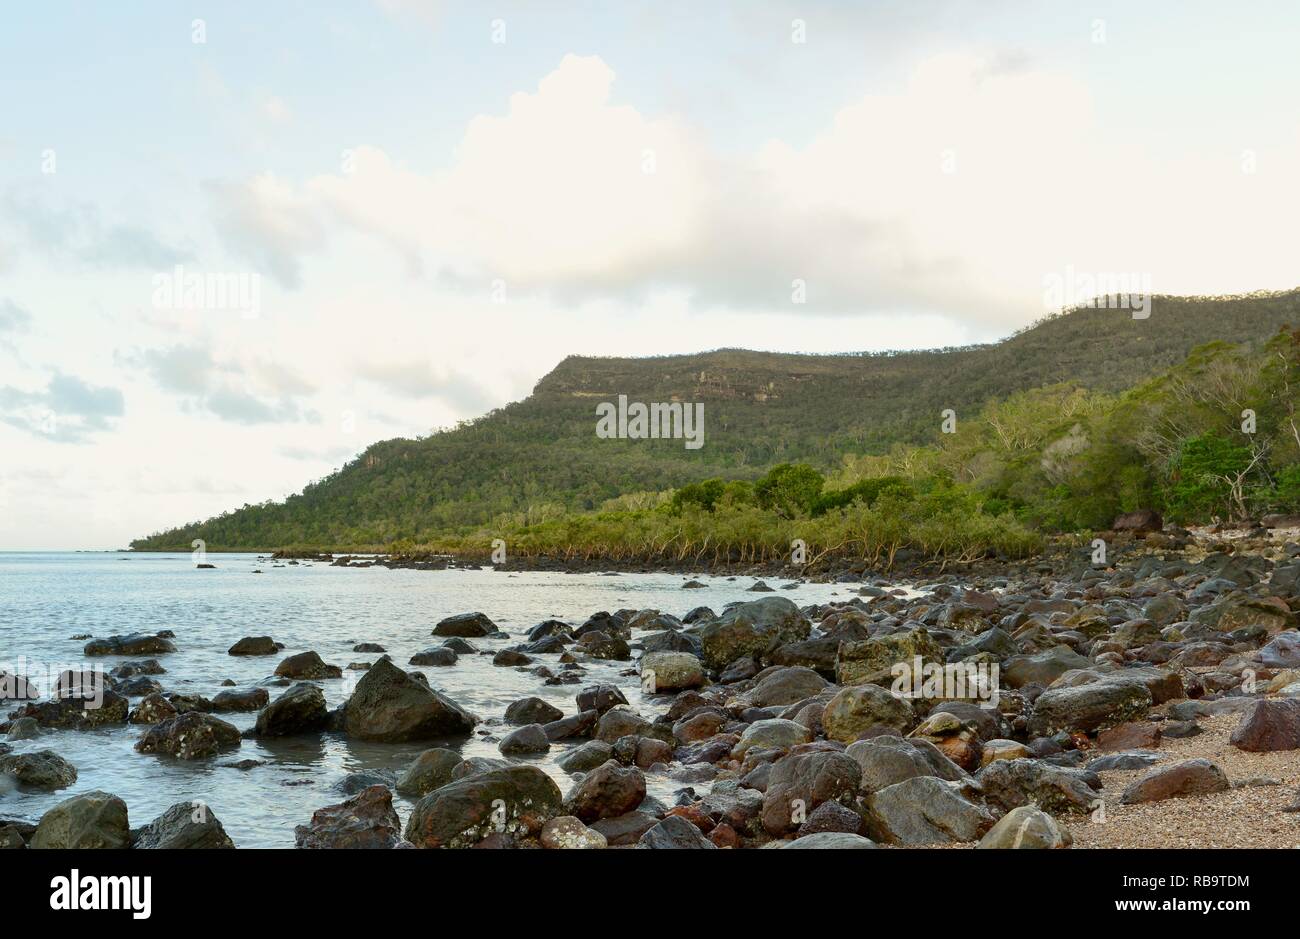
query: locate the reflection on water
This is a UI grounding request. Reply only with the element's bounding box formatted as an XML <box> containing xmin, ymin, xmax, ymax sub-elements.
<box><xmin>0</xmin><ymin>552</ymin><xmax>856</xmax><ymax>846</ymax></box>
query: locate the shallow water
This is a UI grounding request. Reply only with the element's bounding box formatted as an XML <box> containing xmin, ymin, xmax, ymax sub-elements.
<box><xmin>0</xmin><ymin>552</ymin><xmax>858</xmax><ymax>847</ymax></box>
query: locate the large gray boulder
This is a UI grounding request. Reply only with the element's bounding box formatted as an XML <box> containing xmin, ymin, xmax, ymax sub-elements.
<box><xmin>31</xmin><ymin>791</ymin><xmax>130</xmax><ymax>849</ymax></box>
<box><xmin>135</xmin><ymin>801</ymin><xmax>236</xmax><ymax>849</ymax></box>
<box><xmin>341</xmin><ymin>656</ymin><xmax>477</xmax><ymax>742</ymax></box>
<box><xmin>698</xmin><ymin>597</ymin><xmax>810</xmax><ymax>671</ymax></box>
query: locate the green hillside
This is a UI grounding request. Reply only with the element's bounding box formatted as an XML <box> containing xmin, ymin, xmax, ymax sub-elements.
<box><xmin>131</xmin><ymin>291</ymin><xmax>1300</xmax><ymax>550</ymax></box>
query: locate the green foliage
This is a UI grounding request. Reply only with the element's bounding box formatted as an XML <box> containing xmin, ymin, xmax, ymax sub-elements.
<box><xmin>1164</xmin><ymin>434</ymin><xmax>1253</xmax><ymax>521</ymax></box>
<box><xmin>754</xmin><ymin>463</ymin><xmax>825</xmax><ymax>518</ymax></box>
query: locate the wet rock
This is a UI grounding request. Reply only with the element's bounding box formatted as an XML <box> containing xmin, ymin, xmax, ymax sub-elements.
<box><xmin>275</xmin><ymin>651</ymin><xmax>343</xmax><ymax>680</ymax></box>
<box><xmin>576</xmin><ymin>632</ymin><xmax>630</xmax><ymax>661</ymax></box>
<box><xmin>719</xmin><ymin>655</ymin><xmax>762</xmax><ymax>683</ymax></box>
<box><xmin>822</xmin><ymin>685</ymin><xmax>914</xmax><ymax>742</ymax></box>
<box><xmin>341</xmin><ymin>656</ymin><xmax>477</xmax><ymax>742</ymax></box>
<box><xmin>228</xmin><ymin>636</ymin><xmax>280</xmax><ymax>656</ymax></box>
<box><xmin>432</xmin><ymin>612</ymin><xmax>499</xmax><ymax>637</ymax></box>
<box><xmin>593</xmin><ymin>707</ymin><xmax>651</xmax><ymax>743</ymax></box>
<box><xmin>404</xmin><ymin>765</ymin><xmax>562</xmax><ymax>848</ymax></box>
<box><xmin>493</xmin><ymin>649</ymin><xmax>532</xmax><ymax>667</ymax></box>
<box><xmin>541</xmin><ymin>815</ymin><xmax>607</xmax><ymax>849</ymax></box>
<box><xmin>742</xmin><ymin>666</ymin><xmax>827</xmax><ymax>707</ymax></box>
<box><xmin>353</xmin><ymin>642</ymin><xmax>386</xmax><ymax>653</ymax></box>
<box><xmin>732</xmin><ymin>718</ymin><xmax>813</xmax><ymax>758</ymax></box>
<box><xmin>128</xmin><ymin>692</ymin><xmax>178</xmax><ymax>725</ymax></box>
<box><xmin>977</xmin><ymin>805</ymin><xmax>1073</xmax><ymax>849</ymax></box>
<box><xmin>576</xmin><ymin>684</ymin><xmax>628</xmax><ymax>714</ymax></box>
<box><xmin>499</xmin><ymin>723</ymin><xmax>550</xmax><ymax>755</ymax></box>
<box><xmin>698</xmin><ymin>597</ymin><xmax>810</xmax><ymax>671</ymax></box>
<box><xmin>441</xmin><ymin>637</ymin><xmax>478</xmax><ymax>655</ymax></box>
<box><xmin>84</xmin><ymin>633</ymin><xmax>176</xmax><ymax>657</ymax></box>
<box><xmin>564</xmin><ymin>760</ymin><xmax>646</xmax><ymax>822</ymax></box>
<box><xmin>556</xmin><ymin>740</ymin><xmax>615</xmax><ymax>774</ymax></box>
<box><xmin>14</xmin><ymin>691</ymin><xmax>128</xmax><ymax>729</ymax></box>
<box><xmin>504</xmin><ymin>696</ymin><xmax>564</xmax><ymax>725</ymax></box>
<box><xmin>295</xmin><ymin>785</ymin><xmax>405</xmax><ymax>849</ymax></box>
<box><xmin>0</xmin><ymin>671</ymin><xmax>39</xmax><ymax>702</ymax></box>
<box><xmin>797</xmin><ymin>799</ymin><xmax>867</xmax><ymax>837</ymax></box>
<box><xmin>590</xmin><ymin>810</ymin><xmax>659</xmax><ymax>845</ymax></box>
<box><xmin>250</xmin><ymin>682</ymin><xmax>328</xmax><ymax>737</ymax></box>
<box><xmin>5</xmin><ymin>717</ymin><xmax>40</xmax><ymax>741</ymax></box>
<box><xmin>409</xmin><ymin>647</ymin><xmax>458</xmax><ymax>667</ymax></box>
<box><xmin>761</xmin><ymin>749</ymin><xmax>862</xmax><ymax>836</ymax></box>
<box><xmin>211</xmin><ymin>687</ymin><xmax>269</xmax><ymax>713</ymax></box>
<box><xmin>0</xmin><ymin>750</ymin><xmax>77</xmax><ymax>790</ymax></box>
<box><xmin>544</xmin><ymin>709</ymin><xmax>599</xmax><ymax>741</ymax></box>
<box><xmin>1229</xmin><ymin>698</ymin><xmax>1300</xmax><ymax>752</ymax></box>
<box><xmin>395</xmin><ymin>748</ymin><xmax>463</xmax><ymax>797</ymax></box>
<box><xmin>837</xmin><ymin>629</ymin><xmax>942</xmax><ymax>686</ymax></box>
<box><xmin>636</xmin><ymin>814</ymin><xmax>717</xmax><ymax>849</ymax></box>
<box><xmin>640</xmin><ymin>651</ymin><xmax>705</xmax><ymax>692</ymax></box>
<box><xmin>1120</xmin><ymin>758</ymin><xmax>1230</xmax><ymax>804</ymax></box>
<box><xmin>30</xmin><ymin>791</ymin><xmax>130</xmax><ymax>849</ymax></box>
<box><xmin>135</xmin><ymin>711</ymin><xmax>241</xmax><ymax>760</ymax></box>
<box><xmin>135</xmin><ymin>801</ymin><xmax>236</xmax><ymax>849</ymax></box>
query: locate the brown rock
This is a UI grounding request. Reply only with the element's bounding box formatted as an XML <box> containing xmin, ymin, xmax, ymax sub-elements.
<box><xmin>1229</xmin><ymin>698</ymin><xmax>1300</xmax><ymax>752</ymax></box>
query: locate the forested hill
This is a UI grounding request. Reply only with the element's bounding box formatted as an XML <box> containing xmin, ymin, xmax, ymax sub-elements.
<box><xmin>132</xmin><ymin>291</ymin><xmax>1300</xmax><ymax>550</ymax></box>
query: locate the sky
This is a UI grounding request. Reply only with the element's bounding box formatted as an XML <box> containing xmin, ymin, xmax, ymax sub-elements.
<box><xmin>1</xmin><ymin>0</ymin><xmax>1298</xmax><ymax>549</ymax></box>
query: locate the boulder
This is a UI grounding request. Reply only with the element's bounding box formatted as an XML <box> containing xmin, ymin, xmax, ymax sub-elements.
<box><xmin>404</xmin><ymin>765</ymin><xmax>562</xmax><ymax>848</ymax></box>
<box><xmin>432</xmin><ymin>612</ymin><xmax>499</xmax><ymax>637</ymax></box>
<box><xmin>227</xmin><ymin>636</ymin><xmax>279</xmax><ymax>656</ymax></box>
<box><xmin>135</xmin><ymin>712</ymin><xmax>241</xmax><ymax>760</ymax></box>
<box><xmin>84</xmin><ymin>633</ymin><xmax>176</xmax><ymax>656</ymax></box>
<box><xmin>1004</xmin><ymin>646</ymin><xmax>1093</xmax><ymax>689</ymax></box>
<box><xmin>564</xmin><ymin>760</ymin><xmax>646</xmax><ymax>822</ymax></box>
<box><xmin>499</xmin><ymin>723</ymin><xmax>551</xmax><ymax>756</ymax></box>
<box><xmin>252</xmin><ymin>682</ymin><xmax>330</xmax><ymax>736</ymax></box>
<box><xmin>977</xmin><ymin>758</ymin><xmax>1098</xmax><ymax>814</ymax></box>
<box><xmin>1229</xmin><ymin>698</ymin><xmax>1300</xmax><ymax>752</ymax></box>
<box><xmin>731</xmin><ymin>718</ymin><xmax>813</xmax><ymax>758</ymax></box>
<box><xmin>640</xmin><ymin>651</ymin><xmax>706</xmax><ymax>692</ymax></box>
<box><xmin>341</xmin><ymin>656</ymin><xmax>477</xmax><ymax>742</ymax></box>
<box><xmin>1120</xmin><ymin>758</ymin><xmax>1230</xmax><ymax>804</ymax></box>
<box><xmin>836</xmin><ymin>630</ymin><xmax>942</xmax><ymax>686</ymax></box>
<box><xmin>395</xmin><ymin>748</ymin><xmax>463</xmax><ymax>797</ymax></box>
<box><xmin>1028</xmin><ymin>680</ymin><xmax>1152</xmax><ymax>736</ymax></box>
<box><xmin>0</xmin><ymin>750</ymin><xmax>77</xmax><ymax>790</ymax></box>
<box><xmin>698</xmin><ymin>597</ymin><xmax>810</xmax><ymax>671</ymax></box>
<box><xmin>846</xmin><ymin>735</ymin><xmax>967</xmax><ymax>792</ymax></box>
<box><xmin>977</xmin><ymin>805</ymin><xmax>1073</xmax><ymax>849</ymax></box>
<box><xmin>761</xmin><ymin>749</ymin><xmax>862</xmax><ymax>836</ymax></box>
<box><xmin>135</xmin><ymin>802</ymin><xmax>236</xmax><ymax>849</ymax></box>
<box><xmin>504</xmin><ymin>697</ymin><xmax>564</xmax><ymax>725</ymax></box>
<box><xmin>409</xmin><ymin>647</ymin><xmax>458</xmax><ymax>667</ymax></box>
<box><xmin>865</xmin><ymin>776</ymin><xmax>994</xmax><ymax>845</ymax></box>
<box><xmin>294</xmin><ymin>785</ymin><xmax>405</xmax><ymax>849</ymax></box>
<box><xmin>782</xmin><ymin>832</ymin><xmax>877</xmax><ymax>849</ymax></box>
<box><xmin>741</xmin><ymin>666</ymin><xmax>827</xmax><ymax>707</ymax></box>
<box><xmin>541</xmin><ymin>816</ymin><xmax>607</xmax><ymax>849</ymax></box>
<box><xmin>275</xmin><ymin>651</ymin><xmax>342</xmax><ymax>680</ymax></box>
<box><xmin>822</xmin><ymin>685</ymin><xmax>914</xmax><ymax>742</ymax></box>
<box><xmin>30</xmin><ymin>791</ymin><xmax>130</xmax><ymax>849</ymax></box>
<box><xmin>1113</xmin><ymin>510</ymin><xmax>1162</xmax><ymax>533</ymax></box>
<box><xmin>636</xmin><ymin>815</ymin><xmax>717</xmax><ymax>849</ymax></box>
<box><xmin>556</xmin><ymin>740</ymin><xmax>615</xmax><ymax>774</ymax></box>
<box><xmin>210</xmin><ymin>687</ymin><xmax>269</xmax><ymax>713</ymax></box>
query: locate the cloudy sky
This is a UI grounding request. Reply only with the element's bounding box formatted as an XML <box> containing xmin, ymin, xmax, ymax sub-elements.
<box><xmin>2</xmin><ymin>0</ymin><xmax>1298</xmax><ymax>549</ymax></box>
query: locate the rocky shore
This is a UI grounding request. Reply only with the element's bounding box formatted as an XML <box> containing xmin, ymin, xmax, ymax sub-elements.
<box><xmin>5</xmin><ymin>525</ymin><xmax>1300</xmax><ymax>849</ymax></box>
